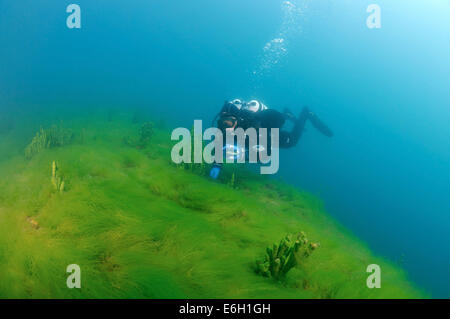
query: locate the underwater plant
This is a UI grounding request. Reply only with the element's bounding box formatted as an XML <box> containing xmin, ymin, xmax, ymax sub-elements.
<box><xmin>0</xmin><ymin>113</ymin><xmax>427</xmax><ymax>298</ymax></box>
<box><xmin>228</xmin><ymin>172</ymin><xmax>238</xmax><ymax>189</ymax></box>
<box><xmin>256</xmin><ymin>232</ymin><xmax>319</xmax><ymax>280</ymax></box>
<box><xmin>25</xmin><ymin>125</ymin><xmax>73</xmax><ymax>159</ymax></box>
<box><xmin>51</xmin><ymin>161</ymin><xmax>65</xmax><ymax>193</ymax></box>
<box><xmin>123</xmin><ymin>121</ymin><xmax>155</xmax><ymax>149</ymax></box>
<box><xmin>139</xmin><ymin>122</ymin><xmax>154</xmax><ymax>146</ymax></box>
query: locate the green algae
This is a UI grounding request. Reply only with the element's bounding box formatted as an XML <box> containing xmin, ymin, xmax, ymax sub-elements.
<box><xmin>51</xmin><ymin>161</ymin><xmax>65</xmax><ymax>193</ymax></box>
<box><xmin>256</xmin><ymin>232</ymin><xmax>318</xmax><ymax>280</ymax></box>
<box><xmin>25</xmin><ymin>125</ymin><xmax>73</xmax><ymax>159</ymax></box>
<box><xmin>0</xmin><ymin>110</ymin><xmax>427</xmax><ymax>299</ymax></box>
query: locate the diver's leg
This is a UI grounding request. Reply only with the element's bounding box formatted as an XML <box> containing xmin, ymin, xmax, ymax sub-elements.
<box><xmin>283</xmin><ymin>108</ymin><xmax>297</xmax><ymax>122</ymax></box>
<box><xmin>279</xmin><ymin>131</ymin><xmax>295</xmax><ymax>148</ymax></box>
<box><xmin>307</xmin><ymin>108</ymin><xmax>334</xmax><ymax>137</ymax></box>
<box><xmin>281</xmin><ymin>106</ymin><xmax>334</xmax><ymax>148</ymax></box>
<box><xmin>279</xmin><ymin>107</ymin><xmax>309</xmax><ymax>148</ymax></box>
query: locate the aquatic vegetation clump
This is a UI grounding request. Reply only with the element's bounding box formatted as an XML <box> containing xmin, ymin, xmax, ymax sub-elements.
<box><xmin>179</xmin><ymin>158</ymin><xmax>209</xmax><ymax>176</ymax></box>
<box><xmin>139</xmin><ymin>122</ymin><xmax>154</xmax><ymax>146</ymax></box>
<box><xmin>123</xmin><ymin>122</ymin><xmax>154</xmax><ymax>149</ymax></box>
<box><xmin>256</xmin><ymin>232</ymin><xmax>319</xmax><ymax>280</ymax></box>
<box><xmin>0</xmin><ymin>111</ymin><xmax>426</xmax><ymax>298</ymax></box>
<box><xmin>25</xmin><ymin>125</ymin><xmax>73</xmax><ymax>159</ymax></box>
<box><xmin>51</xmin><ymin>161</ymin><xmax>65</xmax><ymax>193</ymax></box>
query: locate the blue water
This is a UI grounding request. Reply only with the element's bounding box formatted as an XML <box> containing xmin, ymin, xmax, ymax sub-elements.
<box><xmin>1</xmin><ymin>0</ymin><xmax>449</xmax><ymax>297</ymax></box>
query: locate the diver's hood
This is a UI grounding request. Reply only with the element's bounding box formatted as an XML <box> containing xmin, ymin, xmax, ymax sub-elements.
<box><xmin>221</xmin><ymin>99</ymin><xmax>244</xmax><ymax>117</ymax></box>
<box><xmin>218</xmin><ymin>115</ymin><xmax>238</xmax><ymax>131</ymax></box>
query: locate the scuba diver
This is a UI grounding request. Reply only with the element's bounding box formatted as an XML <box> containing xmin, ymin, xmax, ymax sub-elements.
<box><xmin>209</xmin><ymin>99</ymin><xmax>334</xmax><ymax>179</ymax></box>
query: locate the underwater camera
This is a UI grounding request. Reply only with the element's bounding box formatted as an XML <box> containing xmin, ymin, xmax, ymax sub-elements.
<box><xmin>223</xmin><ymin>143</ymin><xmax>245</xmax><ymax>162</ymax></box>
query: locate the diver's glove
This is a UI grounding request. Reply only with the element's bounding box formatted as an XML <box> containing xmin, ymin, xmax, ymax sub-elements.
<box><xmin>209</xmin><ymin>163</ymin><xmax>222</xmax><ymax>180</ymax></box>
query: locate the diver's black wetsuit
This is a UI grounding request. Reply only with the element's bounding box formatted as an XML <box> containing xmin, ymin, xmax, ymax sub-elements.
<box><xmin>209</xmin><ymin>101</ymin><xmax>333</xmax><ymax>179</ymax></box>
<box><xmin>215</xmin><ymin>103</ymin><xmax>333</xmax><ymax>150</ymax></box>
<box><xmin>257</xmin><ymin>107</ymin><xmax>333</xmax><ymax>148</ymax></box>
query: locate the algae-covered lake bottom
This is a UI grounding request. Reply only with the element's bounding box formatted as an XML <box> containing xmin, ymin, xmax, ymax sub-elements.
<box><xmin>0</xmin><ymin>109</ymin><xmax>426</xmax><ymax>298</ymax></box>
